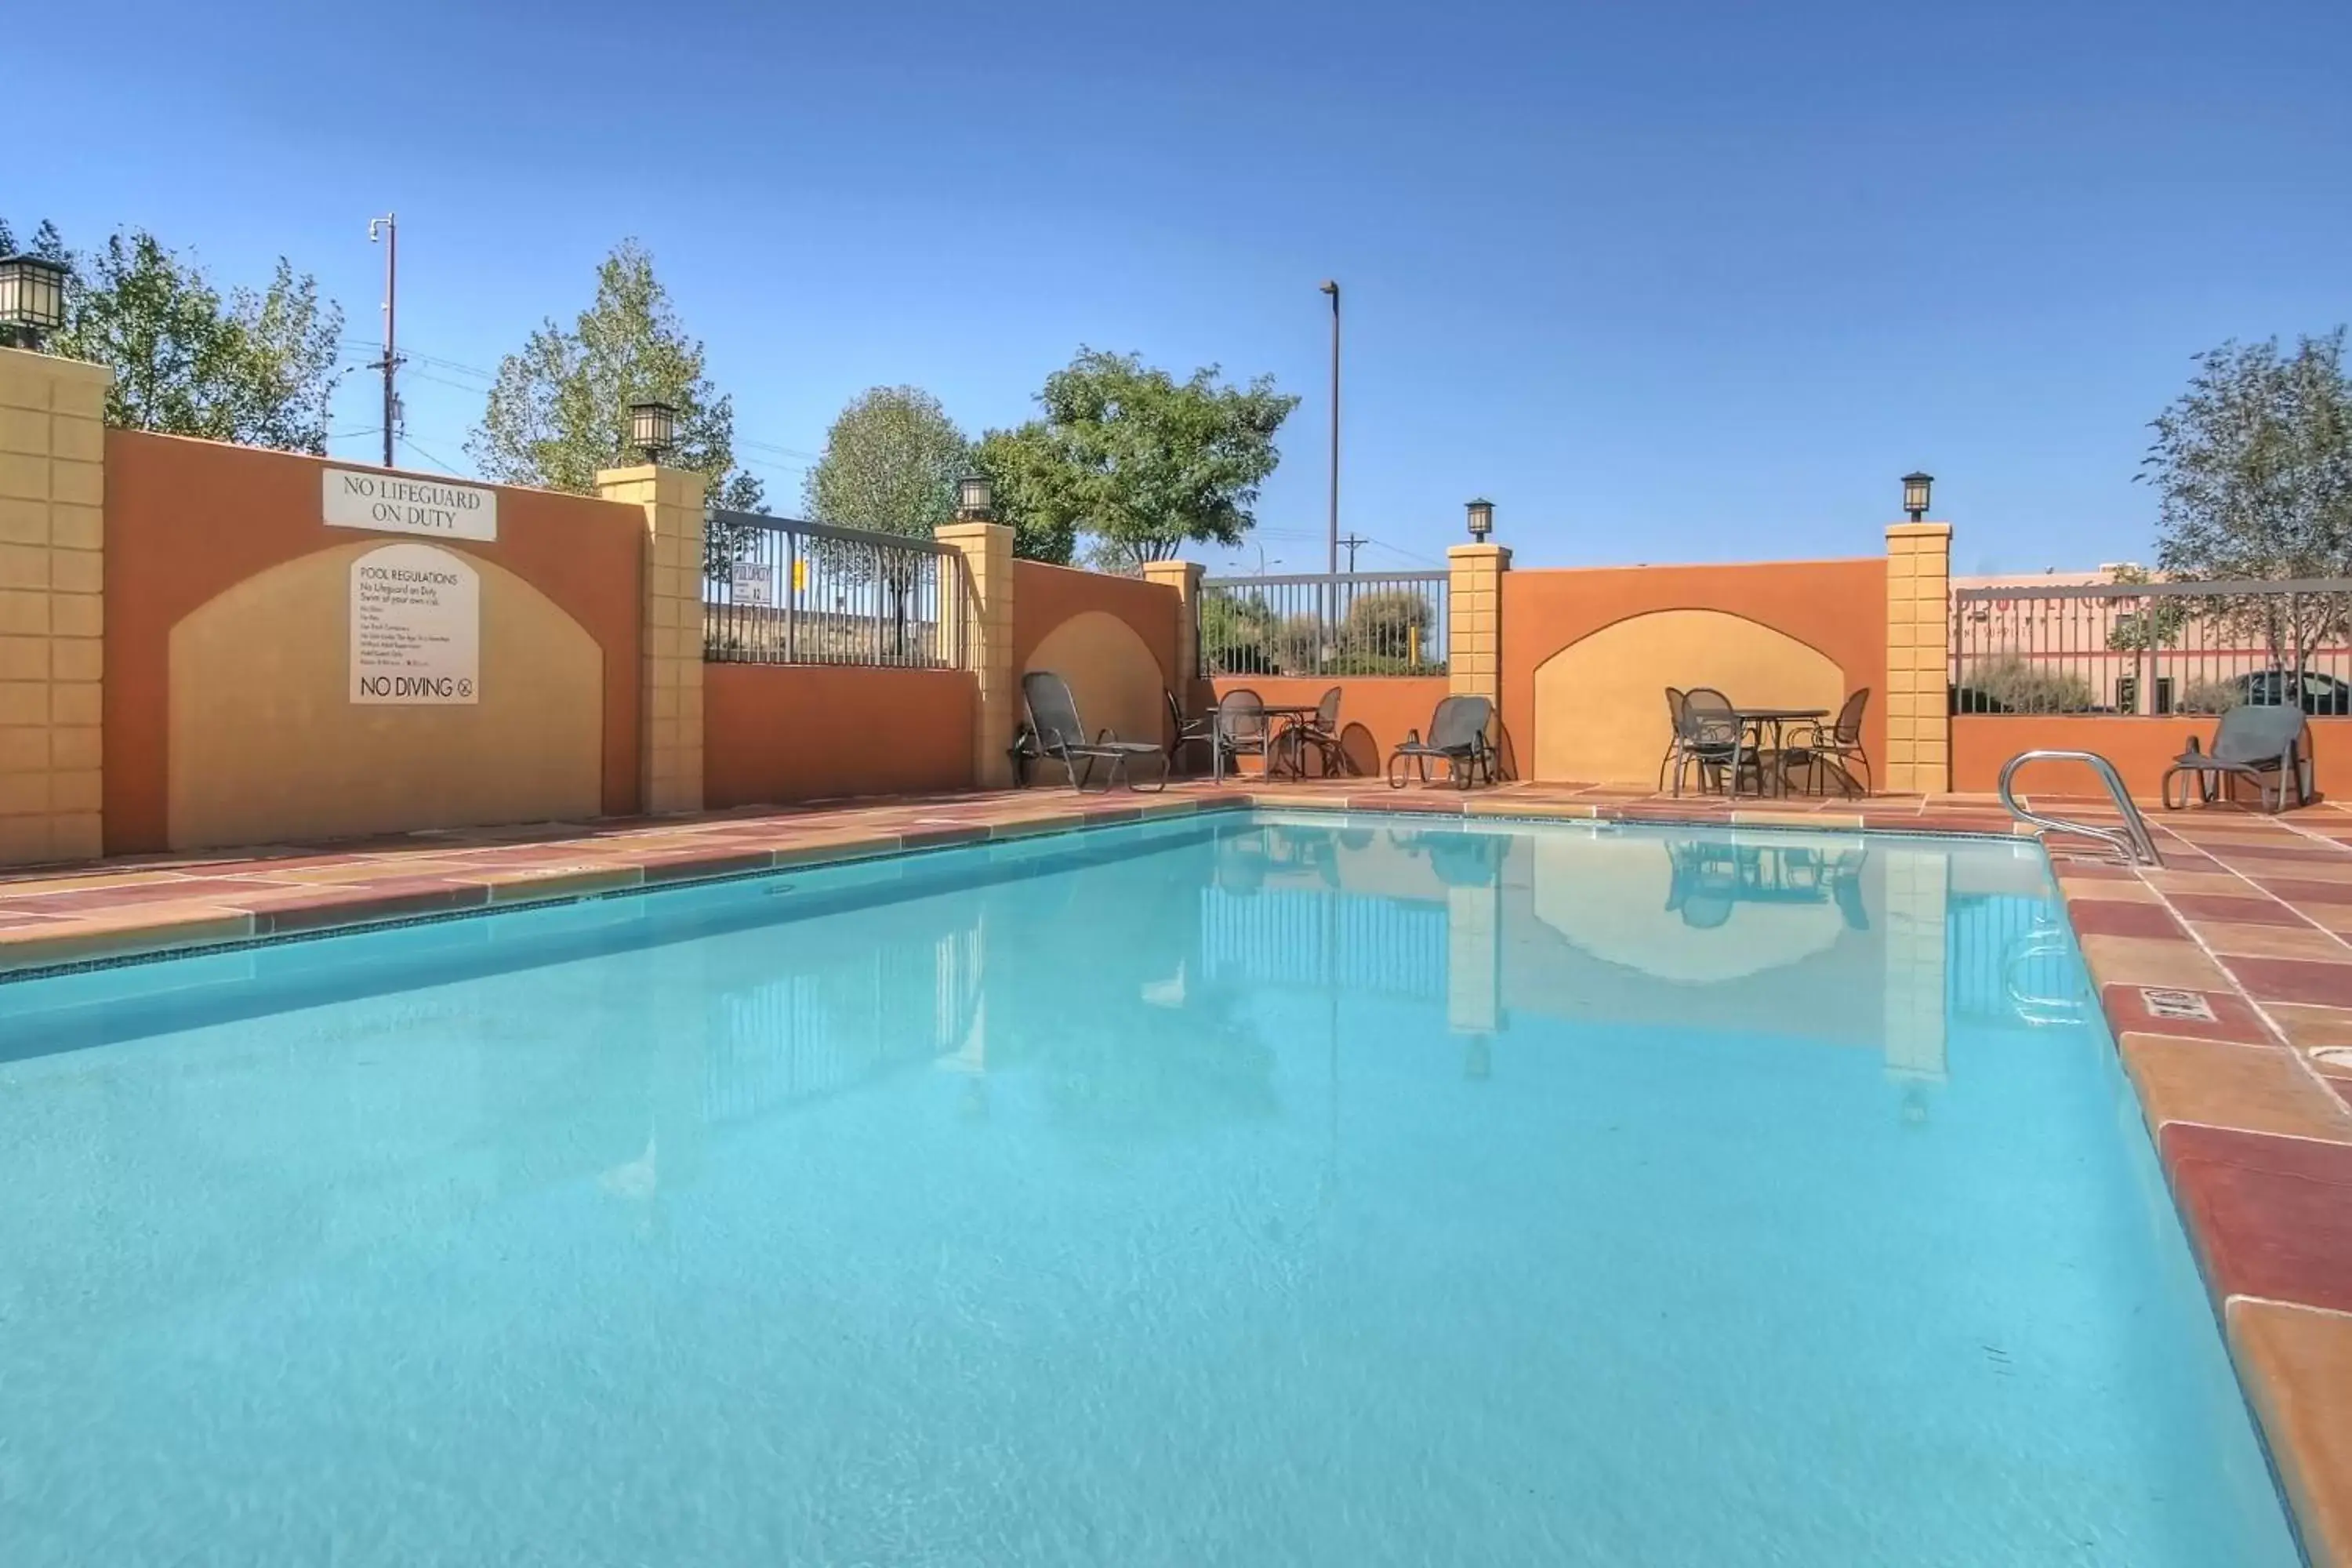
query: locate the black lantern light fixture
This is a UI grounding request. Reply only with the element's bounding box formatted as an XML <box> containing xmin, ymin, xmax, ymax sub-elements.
<box><xmin>956</xmin><ymin>472</ymin><xmax>993</xmax><ymax>521</ymax></box>
<box><xmin>1465</xmin><ymin>497</ymin><xmax>1494</xmax><ymax>542</ymax></box>
<box><xmin>628</xmin><ymin>399</ymin><xmax>678</xmax><ymax>463</ymax></box>
<box><xmin>0</xmin><ymin>253</ymin><xmax>71</xmax><ymax>350</ymax></box>
<box><xmin>1902</xmin><ymin>471</ymin><xmax>1934</xmax><ymax>522</ymax></box>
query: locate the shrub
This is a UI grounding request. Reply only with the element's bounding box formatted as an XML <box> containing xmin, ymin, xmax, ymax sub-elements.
<box><xmin>1952</xmin><ymin>656</ymin><xmax>2097</xmax><ymax>714</ymax></box>
<box><xmin>2177</xmin><ymin>677</ymin><xmax>2242</xmax><ymax>714</ymax></box>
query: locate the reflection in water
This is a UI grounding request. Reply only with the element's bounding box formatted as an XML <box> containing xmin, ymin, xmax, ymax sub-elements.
<box><xmin>1664</xmin><ymin>839</ymin><xmax>1868</xmax><ymax>933</ymax></box>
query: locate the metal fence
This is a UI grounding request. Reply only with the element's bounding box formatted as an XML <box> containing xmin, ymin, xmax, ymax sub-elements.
<box><xmin>1951</xmin><ymin>579</ymin><xmax>2352</xmax><ymax>716</ymax></box>
<box><xmin>1197</xmin><ymin>570</ymin><xmax>1448</xmax><ymax>677</ymax></box>
<box><xmin>703</xmin><ymin>509</ymin><xmax>967</xmax><ymax>668</ymax></box>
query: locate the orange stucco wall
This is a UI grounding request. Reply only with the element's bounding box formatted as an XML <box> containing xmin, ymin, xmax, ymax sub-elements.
<box><xmin>1010</xmin><ymin>560</ymin><xmax>1180</xmax><ymax>760</ymax></box>
<box><xmin>1502</xmin><ymin>559</ymin><xmax>1888</xmax><ymax>786</ymax></box>
<box><xmin>703</xmin><ymin>663</ymin><xmax>976</xmax><ymax>807</ymax></box>
<box><xmin>1012</xmin><ymin>562</ymin><xmax>1178</xmax><ymax>695</ymax></box>
<box><xmin>1207</xmin><ymin>676</ymin><xmax>1453</xmax><ymax>777</ymax></box>
<box><xmin>1954</xmin><ymin>715</ymin><xmax>2352</xmax><ymax>800</ymax></box>
<box><xmin>103</xmin><ymin>430</ymin><xmax>645</xmax><ymax>854</ymax></box>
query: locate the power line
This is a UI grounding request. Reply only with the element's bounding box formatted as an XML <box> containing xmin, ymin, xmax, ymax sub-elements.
<box><xmin>398</xmin><ymin>434</ymin><xmax>462</xmax><ymax>474</ymax></box>
<box><xmin>738</xmin><ymin>436</ymin><xmax>825</xmax><ymax>463</ymax></box>
<box><xmin>401</xmin><ymin>367</ymin><xmax>488</xmax><ymax>396</ymax></box>
<box><xmin>1362</xmin><ymin>535</ymin><xmax>1446</xmax><ymax>567</ymax></box>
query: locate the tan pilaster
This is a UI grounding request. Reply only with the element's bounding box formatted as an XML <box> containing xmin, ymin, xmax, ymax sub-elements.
<box><xmin>1446</xmin><ymin>543</ymin><xmax>1510</xmax><ymax>705</ymax></box>
<box><xmin>0</xmin><ymin>347</ymin><xmax>111</xmax><ymax>866</ymax></box>
<box><xmin>1880</xmin><ymin>845</ymin><xmax>1948</xmax><ymax>1082</ymax></box>
<box><xmin>1140</xmin><ymin>558</ymin><xmax>1204</xmax><ymax>687</ymax></box>
<box><xmin>596</xmin><ymin>463</ymin><xmax>707</xmax><ymax>815</ymax></box>
<box><xmin>1884</xmin><ymin>522</ymin><xmax>1952</xmax><ymax>795</ymax></box>
<box><xmin>936</xmin><ymin>521</ymin><xmax>1017</xmax><ymax>788</ymax></box>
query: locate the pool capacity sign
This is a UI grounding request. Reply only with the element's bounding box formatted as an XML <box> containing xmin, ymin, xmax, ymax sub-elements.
<box><xmin>350</xmin><ymin>543</ymin><xmax>480</xmax><ymax>704</ymax></box>
<box><xmin>323</xmin><ymin>468</ymin><xmax>496</xmax><ymax>541</ymax></box>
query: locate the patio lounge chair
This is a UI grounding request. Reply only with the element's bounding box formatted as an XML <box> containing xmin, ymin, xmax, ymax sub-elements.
<box><xmin>1388</xmin><ymin>695</ymin><xmax>1496</xmax><ymax>789</ymax></box>
<box><xmin>2161</xmin><ymin>703</ymin><xmax>2310</xmax><ymax>812</ymax></box>
<box><xmin>1021</xmin><ymin>670</ymin><xmax>1168</xmax><ymax>793</ymax></box>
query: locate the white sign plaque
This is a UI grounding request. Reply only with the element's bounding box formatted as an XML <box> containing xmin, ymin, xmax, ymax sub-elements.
<box><xmin>350</xmin><ymin>543</ymin><xmax>480</xmax><ymax>705</ymax></box>
<box><xmin>731</xmin><ymin>561</ymin><xmax>776</xmax><ymax>608</ymax></box>
<box><xmin>325</xmin><ymin>468</ymin><xmax>497</xmax><ymax>542</ymax></box>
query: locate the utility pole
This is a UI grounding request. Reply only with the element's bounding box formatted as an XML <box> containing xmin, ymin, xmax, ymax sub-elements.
<box><xmin>367</xmin><ymin>214</ymin><xmax>401</xmax><ymax>468</ymax></box>
<box><xmin>1338</xmin><ymin>533</ymin><xmax>1367</xmax><ymax>574</ymax></box>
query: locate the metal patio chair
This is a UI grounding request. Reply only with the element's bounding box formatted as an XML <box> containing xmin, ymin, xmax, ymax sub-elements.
<box><xmin>1212</xmin><ymin>688</ymin><xmax>1269</xmax><ymax>783</ymax></box>
<box><xmin>1387</xmin><ymin>695</ymin><xmax>1497</xmax><ymax>789</ymax></box>
<box><xmin>1281</xmin><ymin>685</ymin><xmax>1348</xmax><ymax>777</ymax></box>
<box><xmin>1166</xmin><ymin>690</ymin><xmax>1215</xmax><ymax>771</ymax></box>
<box><xmin>1784</xmin><ymin>688</ymin><xmax>1871</xmax><ymax>797</ymax></box>
<box><xmin>1021</xmin><ymin>670</ymin><xmax>1168</xmax><ymax>793</ymax></box>
<box><xmin>1670</xmin><ymin>687</ymin><xmax>1759</xmax><ymax>797</ymax></box>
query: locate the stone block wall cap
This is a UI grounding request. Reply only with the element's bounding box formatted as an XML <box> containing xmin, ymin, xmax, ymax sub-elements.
<box><xmin>0</xmin><ymin>345</ymin><xmax>112</xmax><ymax>387</ymax></box>
<box><xmin>1447</xmin><ymin>542</ymin><xmax>1513</xmax><ymax>561</ymax></box>
<box><xmin>1885</xmin><ymin>521</ymin><xmax>1953</xmax><ymax>538</ymax></box>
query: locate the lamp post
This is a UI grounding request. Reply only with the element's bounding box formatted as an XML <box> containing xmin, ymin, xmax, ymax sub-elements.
<box><xmin>1317</xmin><ymin>281</ymin><xmax>1340</xmax><ymax>577</ymax></box>
<box><xmin>1902</xmin><ymin>471</ymin><xmax>1933</xmax><ymax>522</ymax></box>
<box><xmin>629</xmin><ymin>400</ymin><xmax>678</xmax><ymax>464</ymax></box>
<box><xmin>0</xmin><ymin>253</ymin><xmax>71</xmax><ymax>352</ymax></box>
<box><xmin>1465</xmin><ymin>498</ymin><xmax>1494</xmax><ymax>543</ymax></box>
<box><xmin>955</xmin><ymin>472</ymin><xmax>993</xmax><ymax>521</ymax></box>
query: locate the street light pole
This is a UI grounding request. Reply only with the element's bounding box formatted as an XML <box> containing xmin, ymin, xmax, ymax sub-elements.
<box><xmin>1317</xmin><ymin>281</ymin><xmax>1340</xmax><ymax>577</ymax></box>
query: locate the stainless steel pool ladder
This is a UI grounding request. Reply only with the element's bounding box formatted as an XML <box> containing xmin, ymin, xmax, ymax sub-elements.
<box><xmin>1996</xmin><ymin>750</ymin><xmax>2164</xmax><ymax>867</ymax></box>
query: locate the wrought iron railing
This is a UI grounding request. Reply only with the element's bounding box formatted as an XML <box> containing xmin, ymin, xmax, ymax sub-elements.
<box><xmin>704</xmin><ymin>509</ymin><xmax>967</xmax><ymax>669</ymax></box>
<box><xmin>1197</xmin><ymin>570</ymin><xmax>1448</xmax><ymax>677</ymax></box>
<box><xmin>1951</xmin><ymin>578</ymin><xmax>2352</xmax><ymax>716</ymax></box>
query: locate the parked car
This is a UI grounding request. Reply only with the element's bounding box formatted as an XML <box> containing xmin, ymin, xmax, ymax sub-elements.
<box><xmin>2228</xmin><ymin>669</ymin><xmax>2352</xmax><ymax>715</ymax></box>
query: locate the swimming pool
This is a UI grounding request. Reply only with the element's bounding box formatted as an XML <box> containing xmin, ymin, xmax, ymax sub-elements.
<box><xmin>0</xmin><ymin>813</ymin><xmax>2299</xmax><ymax>1565</ymax></box>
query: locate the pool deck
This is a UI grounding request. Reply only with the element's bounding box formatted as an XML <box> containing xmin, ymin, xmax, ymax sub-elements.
<box><xmin>5</xmin><ymin>777</ymin><xmax>2350</xmax><ymax>1562</ymax></box>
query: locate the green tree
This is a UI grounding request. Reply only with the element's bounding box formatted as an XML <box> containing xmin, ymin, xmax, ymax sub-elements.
<box><xmin>979</xmin><ymin>347</ymin><xmax>1297</xmax><ymax>570</ymax></box>
<box><xmin>803</xmin><ymin>386</ymin><xmax>971</xmax><ymax>654</ymax></box>
<box><xmin>2143</xmin><ymin>330</ymin><xmax>2352</xmax><ymax>678</ymax></box>
<box><xmin>971</xmin><ymin>426</ymin><xmax>1077</xmax><ymax>564</ymax></box>
<box><xmin>804</xmin><ymin>386</ymin><xmax>969</xmax><ymax>538</ymax></box>
<box><xmin>18</xmin><ymin>225</ymin><xmax>344</xmax><ymax>452</ymax></box>
<box><xmin>469</xmin><ymin>238</ymin><xmax>763</xmax><ymax>577</ymax></box>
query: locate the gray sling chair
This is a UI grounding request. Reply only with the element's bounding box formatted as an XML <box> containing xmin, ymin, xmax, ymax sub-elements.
<box><xmin>2161</xmin><ymin>703</ymin><xmax>2311</xmax><ymax>812</ymax></box>
<box><xmin>1021</xmin><ymin>671</ymin><xmax>1169</xmax><ymax>793</ymax></box>
<box><xmin>1388</xmin><ymin>695</ymin><xmax>1497</xmax><ymax>789</ymax></box>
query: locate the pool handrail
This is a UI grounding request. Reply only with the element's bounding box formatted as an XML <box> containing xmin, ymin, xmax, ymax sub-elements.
<box><xmin>1997</xmin><ymin>750</ymin><xmax>2164</xmax><ymax>867</ymax></box>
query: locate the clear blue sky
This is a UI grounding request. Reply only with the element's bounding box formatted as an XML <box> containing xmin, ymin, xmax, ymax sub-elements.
<box><xmin>13</xmin><ymin>0</ymin><xmax>2347</xmax><ymax>576</ymax></box>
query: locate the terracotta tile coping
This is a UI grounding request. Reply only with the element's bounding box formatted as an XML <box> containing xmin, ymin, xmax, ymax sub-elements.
<box><xmin>5</xmin><ymin>778</ymin><xmax>2351</xmax><ymax>1555</ymax></box>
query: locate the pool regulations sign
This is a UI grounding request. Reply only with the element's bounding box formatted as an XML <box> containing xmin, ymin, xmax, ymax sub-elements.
<box><xmin>350</xmin><ymin>543</ymin><xmax>481</xmax><ymax>705</ymax></box>
<box><xmin>324</xmin><ymin>468</ymin><xmax>497</xmax><ymax>542</ymax></box>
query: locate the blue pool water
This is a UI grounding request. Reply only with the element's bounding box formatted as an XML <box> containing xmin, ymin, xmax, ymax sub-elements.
<box><xmin>0</xmin><ymin>814</ymin><xmax>2299</xmax><ymax>1566</ymax></box>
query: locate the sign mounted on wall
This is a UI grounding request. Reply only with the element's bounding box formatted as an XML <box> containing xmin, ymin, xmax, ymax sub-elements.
<box><xmin>324</xmin><ymin>468</ymin><xmax>497</xmax><ymax>542</ymax></box>
<box><xmin>350</xmin><ymin>543</ymin><xmax>481</xmax><ymax>705</ymax></box>
<box><xmin>730</xmin><ymin>561</ymin><xmax>776</xmax><ymax>608</ymax></box>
